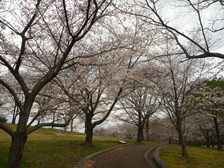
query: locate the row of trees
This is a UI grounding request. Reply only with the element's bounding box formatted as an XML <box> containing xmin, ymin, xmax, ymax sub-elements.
<box><xmin>94</xmin><ymin>114</ymin><xmax>224</xmax><ymax>148</ymax></box>
<box><xmin>0</xmin><ymin>0</ymin><xmax>224</xmax><ymax>167</ymax></box>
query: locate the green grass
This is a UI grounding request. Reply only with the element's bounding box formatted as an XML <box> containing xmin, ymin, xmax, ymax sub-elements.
<box><xmin>159</xmin><ymin>144</ymin><xmax>224</xmax><ymax>168</ymax></box>
<box><xmin>0</xmin><ymin>124</ymin><xmax>153</xmax><ymax>168</ymax></box>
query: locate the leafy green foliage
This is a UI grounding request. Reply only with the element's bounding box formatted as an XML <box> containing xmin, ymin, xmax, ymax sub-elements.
<box><xmin>206</xmin><ymin>77</ymin><xmax>224</xmax><ymax>116</ymax></box>
<box><xmin>185</xmin><ymin>77</ymin><xmax>224</xmax><ymax>116</ymax></box>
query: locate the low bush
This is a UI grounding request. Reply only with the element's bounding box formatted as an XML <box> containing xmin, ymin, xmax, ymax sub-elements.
<box><xmin>0</xmin><ymin>116</ymin><xmax>7</xmax><ymax>123</ymax></box>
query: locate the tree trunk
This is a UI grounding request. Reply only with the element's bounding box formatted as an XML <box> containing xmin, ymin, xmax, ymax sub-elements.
<box><xmin>70</xmin><ymin>119</ymin><xmax>73</xmax><ymax>132</ymax></box>
<box><xmin>179</xmin><ymin>129</ymin><xmax>188</xmax><ymax>156</ymax></box>
<box><xmin>51</xmin><ymin>112</ymin><xmax>56</xmax><ymax>129</ymax></box>
<box><xmin>169</xmin><ymin>137</ymin><xmax>172</xmax><ymax>144</ymax></box>
<box><xmin>11</xmin><ymin>105</ymin><xmax>19</xmax><ymax>124</ymax></box>
<box><xmin>210</xmin><ymin>134</ymin><xmax>214</xmax><ymax>148</ymax></box>
<box><xmin>206</xmin><ymin>131</ymin><xmax>210</xmax><ymax>147</ymax></box>
<box><xmin>38</xmin><ymin>119</ymin><xmax>40</xmax><ymax>125</ymax></box>
<box><xmin>8</xmin><ymin>134</ymin><xmax>27</xmax><ymax>168</ymax></box>
<box><xmin>176</xmin><ymin>119</ymin><xmax>188</xmax><ymax>156</ymax></box>
<box><xmin>137</xmin><ymin>125</ymin><xmax>144</xmax><ymax>143</ymax></box>
<box><xmin>85</xmin><ymin>127</ymin><xmax>93</xmax><ymax>147</ymax></box>
<box><xmin>85</xmin><ymin>113</ymin><xmax>94</xmax><ymax>147</ymax></box>
<box><xmin>11</xmin><ymin>117</ymin><xmax>16</xmax><ymax>125</ymax></box>
<box><xmin>213</xmin><ymin>116</ymin><xmax>222</xmax><ymax>150</ymax></box>
<box><xmin>145</xmin><ymin>117</ymin><xmax>150</xmax><ymax>141</ymax></box>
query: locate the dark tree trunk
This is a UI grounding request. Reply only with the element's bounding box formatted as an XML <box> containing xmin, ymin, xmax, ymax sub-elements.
<box><xmin>85</xmin><ymin>127</ymin><xmax>93</xmax><ymax>147</ymax></box>
<box><xmin>85</xmin><ymin>113</ymin><xmax>94</xmax><ymax>147</ymax></box>
<box><xmin>11</xmin><ymin>117</ymin><xmax>16</xmax><ymax>125</ymax></box>
<box><xmin>7</xmin><ymin>99</ymin><xmax>33</xmax><ymax>168</ymax></box>
<box><xmin>211</xmin><ymin>134</ymin><xmax>214</xmax><ymax>148</ymax></box>
<box><xmin>176</xmin><ymin>119</ymin><xmax>188</xmax><ymax>156</ymax></box>
<box><xmin>213</xmin><ymin>116</ymin><xmax>222</xmax><ymax>150</ymax></box>
<box><xmin>206</xmin><ymin>131</ymin><xmax>210</xmax><ymax>147</ymax></box>
<box><xmin>11</xmin><ymin>105</ymin><xmax>19</xmax><ymax>124</ymax></box>
<box><xmin>179</xmin><ymin>129</ymin><xmax>188</xmax><ymax>156</ymax></box>
<box><xmin>145</xmin><ymin>117</ymin><xmax>150</xmax><ymax>141</ymax></box>
<box><xmin>8</xmin><ymin>133</ymin><xmax>27</xmax><ymax>168</ymax></box>
<box><xmin>70</xmin><ymin>119</ymin><xmax>73</xmax><ymax>132</ymax></box>
<box><xmin>169</xmin><ymin>137</ymin><xmax>172</xmax><ymax>144</ymax></box>
<box><xmin>137</xmin><ymin>124</ymin><xmax>144</xmax><ymax>143</ymax></box>
<box><xmin>51</xmin><ymin>113</ymin><xmax>55</xmax><ymax>129</ymax></box>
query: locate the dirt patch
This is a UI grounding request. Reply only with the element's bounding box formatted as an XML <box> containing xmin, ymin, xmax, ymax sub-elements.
<box><xmin>82</xmin><ymin>160</ymin><xmax>95</xmax><ymax>168</ymax></box>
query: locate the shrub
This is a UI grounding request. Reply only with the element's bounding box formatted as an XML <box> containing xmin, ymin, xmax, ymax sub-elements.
<box><xmin>186</xmin><ymin>141</ymin><xmax>202</xmax><ymax>146</ymax></box>
<box><xmin>0</xmin><ymin>115</ymin><xmax>7</xmax><ymax>123</ymax></box>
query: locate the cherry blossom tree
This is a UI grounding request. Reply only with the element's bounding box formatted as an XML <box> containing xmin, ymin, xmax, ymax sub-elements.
<box><xmin>54</xmin><ymin>43</ymin><xmax>134</xmax><ymax>146</ymax></box>
<box><xmin>53</xmin><ymin>8</ymin><xmax>160</xmax><ymax>146</ymax></box>
<box><xmin>186</xmin><ymin>77</ymin><xmax>224</xmax><ymax>149</ymax></box>
<box><xmin>94</xmin><ymin>123</ymin><xmax>137</xmax><ymax>139</ymax></box>
<box><xmin>146</xmin><ymin>116</ymin><xmax>178</xmax><ymax>143</ymax></box>
<box><xmin>137</xmin><ymin>49</ymin><xmax>210</xmax><ymax>156</ymax></box>
<box><xmin>117</xmin><ymin>86</ymin><xmax>160</xmax><ymax>143</ymax></box>
<box><xmin>0</xmin><ymin>0</ymin><xmax>112</xmax><ymax>167</ymax></box>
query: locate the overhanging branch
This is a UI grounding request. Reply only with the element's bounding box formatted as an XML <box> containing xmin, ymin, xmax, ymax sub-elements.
<box><xmin>26</xmin><ymin>119</ymin><xmax>71</xmax><ymax>135</ymax></box>
<box><xmin>0</xmin><ymin>123</ymin><xmax>15</xmax><ymax>138</ymax></box>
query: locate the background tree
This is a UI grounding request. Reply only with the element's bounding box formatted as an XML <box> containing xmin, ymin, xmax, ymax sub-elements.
<box><xmin>146</xmin><ymin>116</ymin><xmax>178</xmax><ymax>143</ymax></box>
<box><xmin>117</xmin><ymin>87</ymin><xmax>160</xmax><ymax>143</ymax></box>
<box><xmin>94</xmin><ymin>123</ymin><xmax>138</xmax><ymax>139</ymax></box>
<box><xmin>187</xmin><ymin>77</ymin><xmax>224</xmax><ymax>149</ymax></box>
<box><xmin>138</xmin><ymin>50</ymin><xmax>209</xmax><ymax>156</ymax></box>
<box><xmin>205</xmin><ymin>78</ymin><xmax>224</xmax><ymax>149</ymax></box>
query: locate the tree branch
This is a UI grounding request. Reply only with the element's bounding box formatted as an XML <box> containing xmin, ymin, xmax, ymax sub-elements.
<box><xmin>93</xmin><ymin>88</ymin><xmax>123</xmax><ymax>127</ymax></box>
<box><xmin>26</xmin><ymin>119</ymin><xmax>71</xmax><ymax>135</ymax></box>
<box><xmin>0</xmin><ymin>78</ymin><xmax>24</xmax><ymax>112</ymax></box>
<box><xmin>0</xmin><ymin>123</ymin><xmax>15</xmax><ymax>138</ymax></box>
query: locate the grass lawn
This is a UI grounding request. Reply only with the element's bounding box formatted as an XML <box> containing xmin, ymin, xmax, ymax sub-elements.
<box><xmin>0</xmin><ymin>124</ymin><xmax>154</xmax><ymax>168</ymax></box>
<box><xmin>159</xmin><ymin>144</ymin><xmax>224</xmax><ymax>168</ymax></box>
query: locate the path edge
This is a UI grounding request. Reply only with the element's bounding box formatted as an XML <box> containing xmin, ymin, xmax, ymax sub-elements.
<box><xmin>145</xmin><ymin>144</ymin><xmax>161</xmax><ymax>168</ymax></box>
<box><xmin>152</xmin><ymin>144</ymin><xmax>169</xmax><ymax>168</ymax></box>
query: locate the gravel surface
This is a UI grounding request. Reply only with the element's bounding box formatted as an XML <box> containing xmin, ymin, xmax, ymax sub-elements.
<box><xmin>81</xmin><ymin>144</ymin><xmax>156</xmax><ymax>168</ymax></box>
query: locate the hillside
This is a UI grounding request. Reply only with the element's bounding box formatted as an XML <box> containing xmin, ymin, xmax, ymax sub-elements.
<box><xmin>0</xmin><ymin>124</ymin><xmax>149</xmax><ymax>168</ymax></box>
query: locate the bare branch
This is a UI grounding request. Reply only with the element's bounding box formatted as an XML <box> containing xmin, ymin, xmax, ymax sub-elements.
<box><xmin>0</xmin><ymin>123</ymin><xmax>15</xmax><ymax>138</ymax></box>
<box><xmin>26</xmin><ymin>119</ymin><xmax>71</xmax><ymax>135</ymax></box>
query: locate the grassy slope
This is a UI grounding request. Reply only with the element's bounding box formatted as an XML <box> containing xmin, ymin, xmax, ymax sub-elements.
<box><xmin>3</xmin><ymin>124</ymin><xmax>223</xmax><ymax>168</ymax></box>
<box><xmin>0</xmin><ymin>124</ymin><xmax>155</xmax><ymax>168</ymax></box>
<box><xmin>159</xmin><ymin>144</ymin><xmax>224</xmax><ymax>168</ymax></box>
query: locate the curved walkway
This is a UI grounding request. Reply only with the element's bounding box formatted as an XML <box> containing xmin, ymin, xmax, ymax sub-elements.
<box><xmin>75</xmin><ymin>144</ymin><xmax>168</xmax><ymax>168</ymax></box>
<box><xmin>91</xmin><ymin>144</ymin><xmax>154</xmax><ymax>168</ymax></box>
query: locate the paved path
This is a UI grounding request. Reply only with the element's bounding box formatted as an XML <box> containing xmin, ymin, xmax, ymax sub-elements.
<box><xmin>81</xmin><ymin>144</ymin><xmax>159</xmax><ymax>168</ymax></box>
